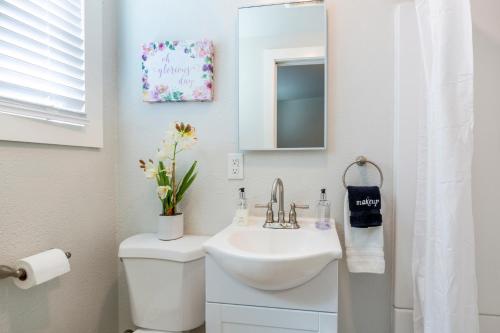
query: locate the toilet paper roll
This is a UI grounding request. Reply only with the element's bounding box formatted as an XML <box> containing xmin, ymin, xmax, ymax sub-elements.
<box><xmin>13</xmin><ymin>249</ymin><xmax>71</xmax><ymax>290</ymax></box>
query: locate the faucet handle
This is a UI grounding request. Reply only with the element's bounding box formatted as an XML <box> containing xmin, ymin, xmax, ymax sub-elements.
<box><xmin>288</xmin><ymin>202</ymin><xmax>309</xmax><ymax>228</ymax></box>
<box><xmin>255</xmin><ymin>203</ymin><xmax>269</xmax><ymax>208</ymax></box>
<box><xmin>294</xmin><ymin>204</ymin><xmax>309</xmax><ymax>210</ymax></box>
<box><xmin>255</xmin><ymin>202</ymin><xmax>274</xmax><ymax>224</ymax></box>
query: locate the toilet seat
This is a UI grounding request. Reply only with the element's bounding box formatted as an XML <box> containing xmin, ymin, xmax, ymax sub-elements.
<box><xmin>134</xmin><ymin>329</ymin><xmax>172</xmax><ymax>333</ymax></box>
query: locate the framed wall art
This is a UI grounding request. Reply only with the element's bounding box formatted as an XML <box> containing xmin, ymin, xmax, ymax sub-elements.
<box><xmin>142</xmin><ymin>40</ymin><xmax>214</xmax><ymax>102</ymax></box>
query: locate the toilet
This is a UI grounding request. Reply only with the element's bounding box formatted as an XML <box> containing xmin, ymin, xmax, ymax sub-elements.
<box><xmin>119</xmin><ymin>233</ymin><xmax>209</xmax><ymax>332</ymax></box>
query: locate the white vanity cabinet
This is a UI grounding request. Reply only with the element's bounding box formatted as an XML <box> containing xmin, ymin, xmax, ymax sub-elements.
<box><xmin>206</xmin><ymin>303</ymin><xmax>337</xmax><ymax>333</ymax></box>
<box><xmin>205</xmin><ymin>255</ymin><xmax>339</xmax><ymax>333</ymax></box>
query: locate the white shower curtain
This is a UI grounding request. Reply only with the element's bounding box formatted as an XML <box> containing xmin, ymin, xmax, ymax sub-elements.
<box><xmin>413</xmin><ymin>1</ymin><xmax>479</xmax><ymax>333</ymax></box>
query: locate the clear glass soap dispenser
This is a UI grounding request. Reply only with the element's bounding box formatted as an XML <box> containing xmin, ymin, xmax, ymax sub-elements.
<box><xmin>234</xmin><ymin>187</ymin><xmax>249</xmax><ymax>226</ymax></box>
<box><xmin>316</xmin><ymin>188</ymin><xmax>331</xmax><ymax>230</ymax></box>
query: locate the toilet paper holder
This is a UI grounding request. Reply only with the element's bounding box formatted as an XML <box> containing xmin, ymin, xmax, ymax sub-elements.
<box><xmin>0</xmin><ymin>251</ymin><xmax>71</xmax><ymax>281</ymax></box>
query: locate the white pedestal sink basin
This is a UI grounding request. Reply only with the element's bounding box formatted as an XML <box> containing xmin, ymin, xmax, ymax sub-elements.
<box><xmin>203</xmin><ymin>217</ymin><xmax>342</xmax><ymax>291</ymax></box>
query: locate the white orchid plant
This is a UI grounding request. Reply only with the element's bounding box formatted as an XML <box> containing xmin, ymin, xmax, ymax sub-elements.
<box><xmin>139</xmin><ymin>122</ymin><xmax>198</xmax><ymax>216</ymax></box>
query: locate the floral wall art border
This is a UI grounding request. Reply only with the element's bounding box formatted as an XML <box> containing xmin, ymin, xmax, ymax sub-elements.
<box><xmin>142</xmin><ymin>40</ymin><xmax>214</xmax><ymax>102</ymax></box>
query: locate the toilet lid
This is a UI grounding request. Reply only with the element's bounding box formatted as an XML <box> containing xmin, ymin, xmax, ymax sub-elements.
<box><xmin>119</xmin><ymin>233</ymin><xmax>210</xmax><ymax>262</ymax></box>
<box><xmin>134</xmin><ymin>329</ymin><xmax>169</xmax><ymax>333</ymax></box>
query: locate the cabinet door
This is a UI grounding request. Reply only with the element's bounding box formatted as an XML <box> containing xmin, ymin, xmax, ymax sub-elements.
<box><xmin>206</xmin><ymin>303</ymin><xmax>337</xmax><ymax>333</ymax></box>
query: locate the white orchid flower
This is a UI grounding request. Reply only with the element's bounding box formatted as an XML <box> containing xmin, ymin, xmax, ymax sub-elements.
<box><xmin>156</xmin><ymin>148</ymin><xmax>168</xmax><ymax>161</ymax></box>
<box><xmin>178</xmin><ymin>136</ymin><xmax>195</xmax><ymax>150</ymax></box>
<box><xmin>156</xmin><ymin>185</ymin><xmax>171</xmax><ymax>199</ymax></box>
<box><xmin>156</xmin><ymin>142</ymin><xmax>175</xmax><ymax>160</ymax></box>
<box><xmin>164</xmin><ymin>127</ymin><xmax>182</xmax><ymax>144</ymax></box>
<box><xmin>144</xmin><ymin>161</ymin><xmax>157</xmax><ymax>179</ymax></box>
<box><xmin>159</xmin><ymin>164</ymin><xmax>173</xmax><ymax>176</ymax></box>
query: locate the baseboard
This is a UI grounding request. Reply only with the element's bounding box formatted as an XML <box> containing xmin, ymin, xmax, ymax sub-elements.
<box><xmin>393</xmin><ymin>308</ymin><xmax>500</xmax><ymax>333</ymax></box>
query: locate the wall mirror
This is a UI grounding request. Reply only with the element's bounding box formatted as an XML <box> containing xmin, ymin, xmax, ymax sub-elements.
<box><xmin>238</xmin><ymin>2</ymin><xmax>327</xmax><ymax>150</ymax></box>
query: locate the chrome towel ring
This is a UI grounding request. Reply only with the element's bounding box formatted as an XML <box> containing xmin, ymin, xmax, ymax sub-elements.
<box><xmin>342</xmin><ymin>156</ymin><xmax>383</xmax><ymax>189</ymax></box>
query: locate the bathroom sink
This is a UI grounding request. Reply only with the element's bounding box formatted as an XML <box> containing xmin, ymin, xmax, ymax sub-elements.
<box><xmin>203</xmin><ymin>217</ymin><xmax>342</xmax><ymax>291</ymax></box>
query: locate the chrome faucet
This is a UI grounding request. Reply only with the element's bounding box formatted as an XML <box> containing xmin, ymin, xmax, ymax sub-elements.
<box><xmin>271</xmin><ymin>178</ymin><xmax>286</xmax><ymax>224</ymax></box>
<box><xmin>256</xmin><ymin>178</ymin><xmax>309</xmax><ymax>229</ymax></box>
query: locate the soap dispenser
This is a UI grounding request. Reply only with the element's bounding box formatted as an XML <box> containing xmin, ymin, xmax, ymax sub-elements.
<box><xmin>316</xmin><ymin>188</ymin><xmax>331</xmax><ymax>230</ymax></box>
<box><xmin>233</xmin><ymin>187</ymin><xmax>249</xmax><ymax>226</ymax></box>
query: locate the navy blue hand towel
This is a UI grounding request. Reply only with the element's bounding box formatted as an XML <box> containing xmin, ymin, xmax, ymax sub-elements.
<box><xmin>347</xmin><ymin>186</ymin><xmax>382</xmax><ymax>228</ymax></box>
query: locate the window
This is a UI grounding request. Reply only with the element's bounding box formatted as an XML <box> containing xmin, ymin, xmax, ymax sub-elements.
<box><xmin>0</xmin><ymin>0</ymin><xmax>103</xmax><ymax>147</ymax></box>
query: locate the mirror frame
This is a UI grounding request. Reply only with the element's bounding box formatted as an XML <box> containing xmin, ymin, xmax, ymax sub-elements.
<box><xmin>237</xmin><ymin>1</ymin><xmax>328</xmax><ymax>151</ymax></box>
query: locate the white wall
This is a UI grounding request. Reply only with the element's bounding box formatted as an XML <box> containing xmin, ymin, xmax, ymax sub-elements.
<box><xmin>117</xmin><ymin>1</ymin><xmax>399</xmax><ymax>332</ymax></box>
<box><xmin>0</xmin><ymin>1</ymin><xmax>118</xmax><ymax>332</ymax></box>
<box><xmin>393</xmin><ymin>1</ymin><xmax>500</xmax><ymax>332</ymax></box>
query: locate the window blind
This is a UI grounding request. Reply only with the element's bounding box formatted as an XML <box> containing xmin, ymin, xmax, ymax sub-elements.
<box><xmin>0</xmin><ymin>0</ymin><xmax>86</xmax><ymax>126</ymax></box>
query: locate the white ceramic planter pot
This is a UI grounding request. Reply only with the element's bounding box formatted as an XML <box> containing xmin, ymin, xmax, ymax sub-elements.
<box><xmin>157</xmin><ymin>214</ymin><xmax>184</xmax><ymax>241</ymax></box>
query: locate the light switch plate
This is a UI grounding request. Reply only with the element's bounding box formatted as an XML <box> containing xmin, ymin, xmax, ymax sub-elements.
<box><xmin>227</xmin><ymin>153</ymin><xmax>244</xmax><ymax>179</ymax></box>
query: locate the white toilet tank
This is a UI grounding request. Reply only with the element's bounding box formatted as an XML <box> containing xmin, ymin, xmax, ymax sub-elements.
<box><xmin>119</xmin><ymin>234</ymin><xmax>209</xmax><ymax>332</ymax></box>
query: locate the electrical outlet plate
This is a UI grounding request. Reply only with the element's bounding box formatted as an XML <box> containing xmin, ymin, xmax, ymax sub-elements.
<box><xmin>227</xmin><ymin>153</ymin><xmax>244</xmax><ymax>179</ymax></box>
